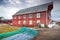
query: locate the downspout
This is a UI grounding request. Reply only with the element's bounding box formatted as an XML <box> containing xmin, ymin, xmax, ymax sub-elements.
<box><xmin>46</xmin><ymin>10</ymin><xmax>48</xmax><ymax>26</ymax></box>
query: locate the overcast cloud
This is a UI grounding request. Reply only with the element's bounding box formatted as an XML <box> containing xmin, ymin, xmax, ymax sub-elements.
<box><xmin>0</xmin><ymin>0</ymin><xmax>60</xmax><ymax>22</ymax></box>
<box><xmin>0</xmin><ymin>0</ymin><xmax>53</xmax><ymax>19</ymax></box>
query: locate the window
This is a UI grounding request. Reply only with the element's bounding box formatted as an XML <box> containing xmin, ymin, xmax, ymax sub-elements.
<box><xmin>29</xmin><ymin>20</ymin><xmax>32</xmax><ymax>25</ymax></box>
<box><xmin>37</xmin><ymin>13</ymin><xmax>40</xmax><ymax>18</ymax></box>
<box><xmin>18</xmin><ymin>21</ymin><xmax>21</xmax><ymax>24</ymax></box>
<box><xmin>23</xmin><ymin>15</ymin><xmax>26</xmax><ymax>19</ymax></box>
<box><xmin>29</xmin><ymin>14</ymin><xmax>32</xmax><ymax>18</ymax></box>
<box><xmin>18</xmin><ymin>16</ymin><xmax>20</xmax><ymax>19</ymax></box>
<box><xmin>37</xmin><ymin>20</ymin><xmax>40</xmax><ymax>23</ymax></box>
<box><xmin>23</xmin><ymin>20</ymin><xmax>26</xmax><ymax>24</ymax></box>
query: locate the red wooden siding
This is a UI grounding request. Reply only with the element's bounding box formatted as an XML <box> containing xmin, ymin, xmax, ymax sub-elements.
<box><xmin>12</xmin><ymin>11</ymin><xmax>50</xmax><ymax>27</ymax></box>
<box><xmin>12</xmin><ymin>3</ymin><xmax>53</xmax><ymax>27</ymax></box>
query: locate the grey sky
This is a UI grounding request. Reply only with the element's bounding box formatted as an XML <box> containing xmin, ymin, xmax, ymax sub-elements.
<box><xmin>0</xmin><ymin>0</ymin><xmax>53</xmax><ymax>19</ymax></box>
<box><xmin>0</xmin><ymin>0</ymin><xmax>60</xmax><ymax>22</ymax></box>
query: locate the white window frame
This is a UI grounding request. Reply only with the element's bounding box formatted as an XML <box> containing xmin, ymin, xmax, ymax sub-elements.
<box><xmin>29</xmin><ymin>14</ymin><xmax>32</xmax><ymax>18</ymax></box>
<box><xmin>29</xmin><ymin>20</ymin><xmax>32</xmax><ymax>25</ymax></box>
<box><xmin>37</xmin><ymin>13</ymin><xmax>40</xmax><ymax>18</ymax></box>
<box><xmin>18</xmin><ymin>21</ymin><xmax>21</xmax><ymax>24</ymax></box>
<box><xmin>23</xmin><ymin>15</ymin><xmax>26</xmax><ymax>19</ymax></box>
<box><xmin>18</xmin><ymin>16</ymin><xmax>21</xmax><ymax>19</ymax></box>
<box><xmin>23</xmin><ymin>20</ymin><xmax>26</xmax><ymax>24</ymax></box>
<box><xmin>37</xmin><ymin>20</ymin><xmax>40</xmax><ymax>24</ymax></box>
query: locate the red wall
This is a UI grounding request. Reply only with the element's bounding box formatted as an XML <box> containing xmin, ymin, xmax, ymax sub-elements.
<box><xmin>12</xmin><ymin>4</ymin><xmax>53</xmax><ymax>27</ymax></box>
<box><xmin>12</xmin><ymin>11</ymin><xmax>50</xmax><ymax>27</ymax></box>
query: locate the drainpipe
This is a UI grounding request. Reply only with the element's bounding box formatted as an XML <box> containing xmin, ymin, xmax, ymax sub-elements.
<box><xmin>46</xmin><ymin>10</ymin><xmax>48</xmax><ymax>26</ymax></box>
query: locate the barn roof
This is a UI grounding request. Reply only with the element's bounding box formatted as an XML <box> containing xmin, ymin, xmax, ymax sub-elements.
<box><xmin>15</xmin><ymin>2</ymin><xmax>53</xmax><ymax>15</ymax></box>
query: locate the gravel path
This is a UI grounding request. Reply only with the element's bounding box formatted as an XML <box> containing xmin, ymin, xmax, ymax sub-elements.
<box><xmin>33</xmin><ymin>28</ymin><xmax>60</xmax><ymax>40</ymax></box>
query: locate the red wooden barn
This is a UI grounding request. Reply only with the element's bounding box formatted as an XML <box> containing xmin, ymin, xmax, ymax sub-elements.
<box><xmin>0</xmin><ymin>19</ymin><xmax>12</xmax><ymax>25</ymax></box>
<box><xmin>12</xmin><ymin>2</ymin><xmax>53</xmax><ymax>27</ymax></box>
<box><xmin>2</xmin><ymin>19</ymin><xmax>12</xmax><ymax>25</ymax></box>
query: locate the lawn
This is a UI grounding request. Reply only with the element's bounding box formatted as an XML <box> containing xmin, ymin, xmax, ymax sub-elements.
<box><xmin>0</xmin><ymin>24</ymin><xmax>20</xmax><ymax>34</ymax></box>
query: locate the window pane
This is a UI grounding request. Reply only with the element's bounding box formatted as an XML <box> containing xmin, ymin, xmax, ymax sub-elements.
<box><xmin>23</xmin><ymin>15</ymin><xmax>26</xmax><ymax>19</ymax></box>
<box><xmin>18</xmin><ymin>16</ymin><xmax>20</xmax><ymax>19</ymax></box>
<box><xmin>18</xmin><ymin>21</ymin><xmax>21</xmax><ymax>24</ymax></box>
<box><xmin>29</xmin><ymin>20</ymin><xmax>32</xmax><ymax>25</ymax></box>
<box><xmin>37</xmin><ymin>13</ymin><xmax>40</xmax><ymax>18</ymax></box>
<box><xmin>37</xmin><ymin>20</ymin><xmax>40</xmax><ymax>23</ymax></box>
<box><xmin>29</xmin><ymin>14</ymin><xmax>32</xmax><ymax>18</ymax></box>
<box><xmin>23</xmin><ymin>20</ymin><xmax>26</xmax><ymax>24</ymax></box>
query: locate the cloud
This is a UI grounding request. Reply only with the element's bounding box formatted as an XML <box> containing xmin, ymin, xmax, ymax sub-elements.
<box><xmin>0</xmin><ymin>6</ymin><xmax>8</xmax><ymax>18</ymax></box>
<box><xmin>51</xmin><ymin>9</ymin><xmax>60</xmax><ymax>21</ymax></box>
<box><xmin>0</xmin><ymin>0</ymin><xmax>29</xmax><ymax>19</ymax></box>
<box><xmin>0</xmin><ymin>0</ymin><xmax>23</xmax><ymax>8</ymax></box>
<box><xmin>25</xmin><ymin>0</ymin><xmax>52</xmax><ymax>7</ymax></box>
<box><xmin>6</xmin><ymin>7</ymin><xmax>20</xmax><ymax>19</ymax></box>
<box><xmin>4</xmin><ymin>0</ymin><xmax>22</xmax><ymax>4</ymax></box>
<box><xmin>0</xmin><ymin>0</ymin><xmax>60</xmax><ymax>21</ymax></box>
<box><xmin>9</xmin><ymin>0</ymin><xmax>22</xmax><ymax>5</ymax></box>
<box><xmin>0</xmin><ymin>6</ymin><xmax>20</xmax><ymax>19</ymax></box>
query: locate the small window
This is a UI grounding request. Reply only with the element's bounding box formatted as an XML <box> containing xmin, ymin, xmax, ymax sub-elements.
<box><xmin>18</xmin><ymin>21</ymin><xmax>21</xmax><ymax>24</ymax></box>
<box><xmin>29</xmin><ymin>20</ymin><xmax>32</xmax><ymax>25</ymax></box>
<box><xmin>23</xmin><ymin>20</ymin><xmax>26</xmax><ymax>24</ymax></box>
<box><xmin>37</xmin><ymin>20</ymin><xmax>40</xmax><ymax>23</ymax></box>
<box><xmin>29</xmin><ymin>14</ymin><xmax>32</xmax><ymax>18</ymax></box>
<box><xmin>37</xmin><ymin>13</ymin><xmax>40</xmax><ymax>18</ymax></box>
<box><xmin>18</xmin><ymin>16</ymin><xmax>20</xmax><ymax>19</ymax></box>
<box><xmin>23</xmin><ymin>15</ymin><xmax>26</xmax><ymax>19</ymax></box>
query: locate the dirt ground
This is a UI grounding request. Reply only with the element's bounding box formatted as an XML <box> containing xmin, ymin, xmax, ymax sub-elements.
<box><xmin>33</xmin><ymin>28</ymin><xmax>60</xmax><ymax>40</ymax></box>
